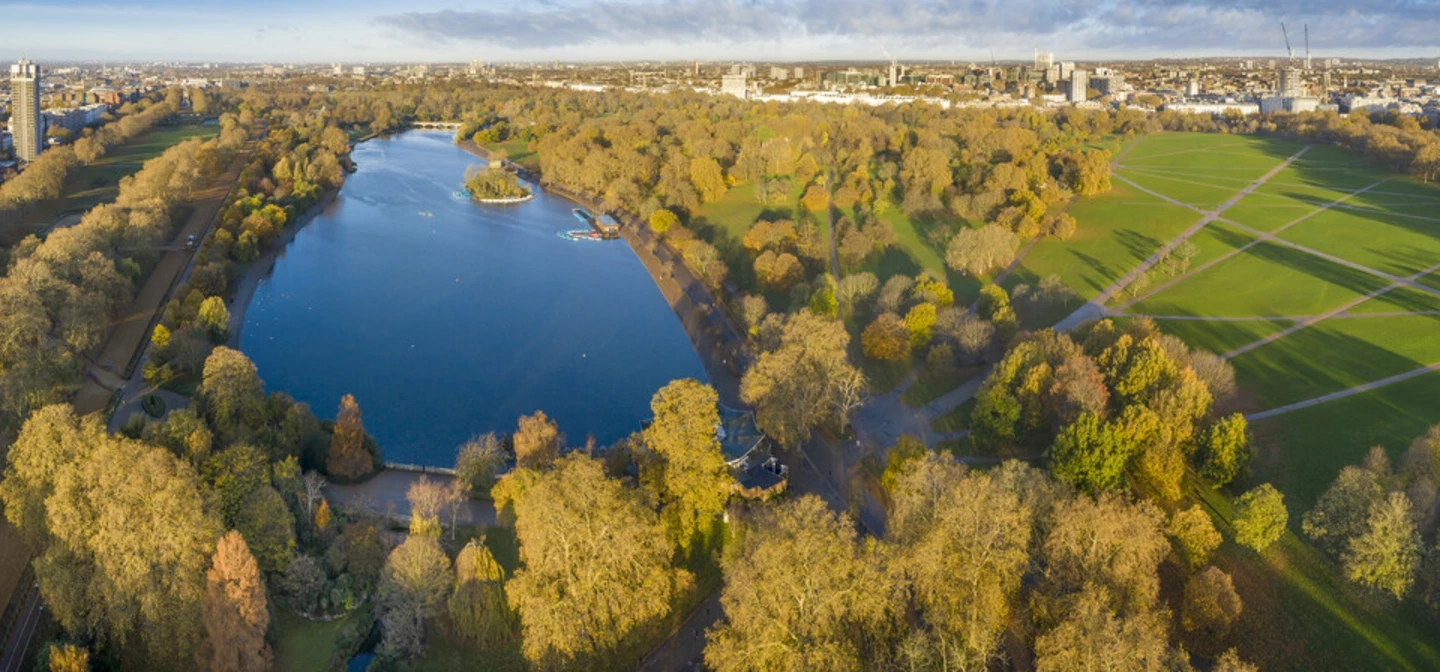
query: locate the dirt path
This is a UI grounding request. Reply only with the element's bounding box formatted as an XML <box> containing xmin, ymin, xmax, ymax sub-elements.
<box><xmin>72</xmin><ymin>129</ymin><xmax>260</xmax><ymax>417</ymax></box>
<box><xmin>1053</xmin><ymin>145</ymin><xmax>1313</xmax><ymax>333</ymax></box>
<box><xmin>1246</xmin><ymin>361</ymin><xmax>1440</xmax><ymax>421</ymax></box>
<box><xmin>1117</xmin><ymin>177</ymin><xmax>1390</xmax><ymax>310</ymax></box>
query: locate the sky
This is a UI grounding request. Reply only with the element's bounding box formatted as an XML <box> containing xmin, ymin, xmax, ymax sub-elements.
<box><xmin>5</xmin><ymin>0</ymin><xmax>1438</xmax><ymax>63</ymax></box>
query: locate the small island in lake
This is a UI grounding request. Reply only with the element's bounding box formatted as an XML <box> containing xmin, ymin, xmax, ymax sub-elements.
<box><xmin>464</xmin><ymin>164</ymin><xmax>533</xmax><ymax>203</ymax></box>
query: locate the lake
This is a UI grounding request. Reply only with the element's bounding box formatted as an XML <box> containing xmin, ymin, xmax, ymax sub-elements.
<box><xmin>240</xmin><ymin>131</ymin><xmax>706</xmax><ymax>465</ymax></box>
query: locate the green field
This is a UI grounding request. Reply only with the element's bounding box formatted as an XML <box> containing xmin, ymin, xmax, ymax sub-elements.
<box><xmin>1046</xmin><ymin>132</ymin><xmax>1440</xmax><ymax>670</ymax></box>
<box><xmin>25</xmin><ymin>123</ymin><xmax>219</xmax><ymax>227</ymax></box>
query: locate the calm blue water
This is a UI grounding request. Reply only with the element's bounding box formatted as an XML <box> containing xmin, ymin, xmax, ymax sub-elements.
<box><xmin>240</xmin><ymin>131</ymin><xmax>705</xmax><ymax>465</ymax></box>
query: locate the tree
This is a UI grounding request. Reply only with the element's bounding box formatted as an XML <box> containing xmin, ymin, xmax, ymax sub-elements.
<box><xmin>202</xmin><ymin>531</ymin><xmax>273</xmax><ymax>672</ymax></box>
<box><xmin>648</xmin><ymin>208</ymin><xmax>679</xmax><ymax>236</ymax></box>
<box><xmin>1181</xmin><ymin>566</ymin><xmax>1242</xmax><ymax>637</ymax></box>
<box><xmin>507</xmin><ymin>454</ymin><xmax>684</xmax><ymax>670</ymax></box>
<box><xmin>455</xmin><ymin>434</ymin><xmax>506</xmax><ymax>496</ymax></box>
<box><xmin>741</xmin><ymin>311</ymin><xmax>866</xmax><ymax>448</ymax></box>
<box><xmin>450</xmin><ymin>537</ymin><xmax>513</xmax><ymax>648</ymax></box>
<box><xmin>32</xmin><ymin>435</ymin><xmax>221</xmax><ymax>667</ymax></box>
<box><xmin>860</xmin><ymin>313</ymin><xmax>910</xmax><ymax>362</ymax></box>
<box><xmin>689</xmin><ymin>157</ymin><xmax>727</xmax><ymax>202</ymax></box>
<box><xmin>1302</xmin><ymin>465</ymin><xmax>1385</xmax><ymax>556</ymax></box>
<box><xmin>1168</xmin><ymin>505</ymin><xmax>1221</xmax><ymax>572</ymax></box>
<box><xmin>380</xmin><ymin>535</ymin><xmax>455</xmax><ymax>660</ymax></box>
<box><xmin>327</xmin><ymin>394</ymin><xmax>373</xmax><ymax>480</ymax></box>
<box><xmin>1342</xmin><ymin>492</ymin><xmax>1422</xmax><ymax>598</ymax></box>
<box><xmin>1234</xmin><ymin>483</ymin><xmax>1288</xmax><ymax>552</ymax></box>
<box><xmin>642</xmin><ymin>379</ymin><xmax>731</xmax><ymax>551</ymax></box>
<box><xmin>1041</xmin><ymin>492</ymin><xmax>1168</xmax><ymax>617</ymax></box>
<box><xmin>47</xmin><ymin>643</ymin><xmax>90</xmax><ymax>672</ymax></box>
<box><xmin>889</xmin><ymin>456</ymin><xmax>1033</xmax><ymax>669</ymax></box>
<box><xmin>753</xmin><ymin>250</ymin><xmax>804</xmax><ymax>291</ymax></box>
<box><xmin>315</xmin><ymin>498</ymin><xmax>332</xmax><ymax>531</ymax></box>
<box><xmin>1199</xmin><ymin>413</ymin><xmax>1251</xmax><ymax>485</ymax></box>
<box><xmin>1214</xmin><ymin>649</ymin><xmax>1260</xmax><ymax>672</ymax></box>
<box><xmin>945</xmin><ymin>224</ymin><xmax>1019</xmax><ymax>277</ymax></box>
<box><xmin>706</xmin><ymin>496</ymin><xmax>895</xmax><ymax>672</ymax></box>
<box><xmin>1033</xmin><ymin>587</ymin><xmax>1173</xmax><ymax>672</ymax></box>
<box><xmin>801</xmin><ymin>183</ymin><xmax>830</xmax><ymax>213</ymax></box>
<box><xmin>1048</xmin><ymin>413</ymin><xmax>1133</xmax><ymax>493</ymax></box>
<box><xmin>514</xmin><ymin>410</ymin><xmax>562</xmax><ymax>470</ymax></box>
<box><xmin>903</xmin><ymin>302</ymin><xmax>937</xmax><ymax>349</ymax></box>
<box><xmin>200</xmin><ymin>347</ymin><xmax>265</xmax><ymax>440</ymax></box>
<box><xmin>233</xmin><ymin>485</ymin><xmax>297</xmax><ymax>574</ymax></box>
<box><xmin>198</xmin><ymin>296</ymin><xmax>230</xmax><ymax>342</ymax></box>
<box><xmin>406</xmin><ymin>476</ymin><xmax>446</xmax><ymax>538</ymax></box>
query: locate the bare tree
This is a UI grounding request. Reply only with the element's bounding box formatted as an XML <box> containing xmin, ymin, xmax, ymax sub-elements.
<box><xmin>445</xmin><ymin>478</ymin><xmax>470</xmax><ymax>541</ymax></box>
<box><xmin>302</xmin><ymin>470</ymin><xmax>327</xmax><ymax>516</ymax></box>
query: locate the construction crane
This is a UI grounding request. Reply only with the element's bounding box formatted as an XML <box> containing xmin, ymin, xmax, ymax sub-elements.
<box><xmin>1281</xmin><ymin>22</ymin><xmax>1293</xmax><ymax>63</ymax></box>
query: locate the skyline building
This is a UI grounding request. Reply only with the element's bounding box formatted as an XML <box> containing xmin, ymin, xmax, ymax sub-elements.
<box><xmin>9</xmin><ymin>58</ymin><xmax>42</xmax><ymax>163</ymax></box>
<box><xmin>1034</xmin><ymin>50</ymin><xmax>1053</xmax><ymax>70</ymax></box>
<box><xmin>1069</xmin><ymin>69</ymin><xmax>1089</xmax><ymax>102</ymax></box>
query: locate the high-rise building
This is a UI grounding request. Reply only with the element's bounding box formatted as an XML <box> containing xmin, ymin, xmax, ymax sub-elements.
<box><xmin>1278</xmin><ymin>67</ymin><xmax>1306</xmax><ymax>97</ymax></box>
<box><xmin>1059</xmin><ymin>61</ymin><xmax>1075</xmax><ymax>80</ymax></box>
<box><xmin>1069</xmin><ymin>70</ymin><xmax>1089</xmax><ymax>102</ymax></box>
<box><xmin>720</xmin><ymin>73</ymin><xmax>748</xmax><ymax>99</ymax></box>
<box><xmin>1034</xmin><ymin>50</ymin><xmax>1053</xmax><ymax>71</ymax></box>
<box><xmin>10</xmin><ymin>59</ymin><xmax>41</xmax><ymax>163</ymax></box>
<box><xmin>1185</xmin><ymin>79</ymin><xmax>1201</xmax><ymax>97</ymax></box>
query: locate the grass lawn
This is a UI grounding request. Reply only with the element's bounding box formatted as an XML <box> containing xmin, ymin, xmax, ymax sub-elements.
<box><xmin>1010</xmin><ymin>183</ymin><xmax>1195</xmax><ymax>300</ymax></box>
<box><xmin>483</xmin><ymin>138</ymin><xmax>539</xmax><ymax>172</ymax></box>
<box><xmin>1247</xmin><ymin>370</ymin><xmax>1440</xmax><ymax>511</ymax></box>
<box><xmin>930</xmin><ymin>398</ymin><xmax>975</xmax><ymax>433</ymax></box>
<box><xmin>900</xmin><ymin>365</ymin><xmax>982</xmax><ymax>408</ymax></box>
<box><xmin>1190</xmin><ymin>481</ymin><xmax>1440</xmax><ymax>671</ymax></box>
<box><xmin>1130</xmin><ymin>317</ymin><xmax>1292</xmax><ymax>358</ymax></box>
<box><xmin>1278</xmin><ymin>207</ymin><xmax>1440</xmax><ymax>278</ymax></box>
<box><xmin>25</xmin><ymin>123</ymin><xmax>219</xmax><ymax>226</ymax></box>
<box><xmin>1229</xmin><ymin>313</ymin><xmax>1440</xmax><ymax>408</ymax></box>
<box><xmin>1346</xmin><ymin>285</ymin><xmax>1440</xmax><ymax>314</ymax></box>
<box><xmin>273</xmin><ymin>607</ymin><xmax>364</xmax><ymax>672</ymax></box>
<box><xmin>1128</xmin><ymin>241</ymin><xmax>1391</xmax><ymax>318</ymax></box>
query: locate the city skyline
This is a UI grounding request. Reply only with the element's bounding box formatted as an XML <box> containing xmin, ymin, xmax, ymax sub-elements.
<box><xmin>3</xmin><ymin>0</ymin><xmax>1438</xmax><ymax>63</ymax></box>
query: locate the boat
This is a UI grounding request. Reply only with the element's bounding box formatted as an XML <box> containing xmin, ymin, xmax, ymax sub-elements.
<box><xmin>559</xmin><ymin>229</ymin><xmax>606</xmax><ymax>242</ymax></box>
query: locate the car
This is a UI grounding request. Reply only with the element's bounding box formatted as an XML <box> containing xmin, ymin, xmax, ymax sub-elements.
<box><xmin>185</xmin><ymin>234</ymin><xmax>197</xmax><ymax>250</ymax></box>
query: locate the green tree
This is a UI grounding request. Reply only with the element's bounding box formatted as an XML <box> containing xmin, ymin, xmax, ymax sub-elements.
<box><xmin>648</xmin><ymin>208</ymin><xmax>679</xmax><ymax>236</ymax></box>
<box><xmin>1199</xmin><ymin>413</ymin><xmax>1251</xmax><ymax>485</ymax></box>
<box><xmin>450</xmin><ymin>537</ymin><xmax>514</xmax><ymax>648</ymax></box>
<box><xmin>198</xmin><ymin>296</ymin><xmax>230</xmax><ymax>342</ymax></box>
<box><xmin>200</xmin><ymin>347</ymin><xmax>266</xmax><ymax>440</ymax></box>
<box><xmin>1168</xmin><ymin>505</ymin><xmax>1222</xmax><ymax>572</ymax></box>
<box><xmin>1302</xmin><ymin>465</ymin><xmax>1385</xmax><ymax>556</ymax></box>
<box><xmin>507</xmin><ymin>454</ymin><xmax>684</xmax><ymax>670</ymax></box>
<box><xmin>1047</xmin><ymin>413</ymin><xmax>1133</xmax><ymax>493</ymax></box>
<box><xmin>705</xmin><ymin>496</ymin><xmax>896</xmax><ymax>672</ymax></box>
<box><xmin>1234</xmin><ymin>484</ymin><xmax>1288</xmax><ymax>552</ymax></box>
<box><xmin>233</xmin><ymin>485</ymin><xmax>297</xmax><ymax>574</ymax></box>
<box><xmin>904</xmin><ymin>302</ymin><xmax>937</xmax><ymax>349</ymax></box>
<box><xmin>514</xmin><ymin>410</ymin><xmax>562</xmax><ymax>471</ymax></box>
<box><xmin>202</xmin><ymin>531</ymin><xmax>273</xmax><ymax>672</ymax></box>
<box><xmin>326</xmin><ymin>394</ymin><xmax>373</xmax><ymax>480</ymax></box>
<box><xmin>642</xmin><ymin>379</ymin><xmax>731</xmax><ymax>551</ymax></box>
<box><xmin>1342</xmin><ymin>492</ymin><xmax>1422</xmax><ymax>598</ymax></box>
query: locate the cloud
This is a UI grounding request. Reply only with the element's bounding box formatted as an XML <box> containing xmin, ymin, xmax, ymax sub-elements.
<box><xmin>375</xmin><ymin>0</ymin><xmax>1440</xmax><ymax>55</ymax></box>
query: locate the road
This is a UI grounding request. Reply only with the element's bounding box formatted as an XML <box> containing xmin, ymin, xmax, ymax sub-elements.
<box><xmin>0</xmin><ymin>585</ymin><xmax>40</xmax><ymax>672</ymax></box>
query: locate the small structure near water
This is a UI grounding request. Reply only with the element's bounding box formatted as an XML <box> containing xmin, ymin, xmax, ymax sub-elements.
<box><xmin>571</xmin><ymin>207</ymin><xmax>621</xmax><ymax>239</ymax></box>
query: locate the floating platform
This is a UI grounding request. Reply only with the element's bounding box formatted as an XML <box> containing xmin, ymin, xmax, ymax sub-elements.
<box><xmin>571</xmin><ymin>208</ymin><xmax>620</xmax><ymax>239</ymax></box>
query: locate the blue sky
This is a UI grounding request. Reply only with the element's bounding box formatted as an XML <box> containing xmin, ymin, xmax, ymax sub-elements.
<box><xmin>6</xmin><ymin>0</ymin><xmax>1438</xmax><ymax>63</ymax></box>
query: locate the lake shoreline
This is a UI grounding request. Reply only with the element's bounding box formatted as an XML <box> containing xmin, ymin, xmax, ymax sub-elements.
<box><xmin>458</xmin><ymin>138</ymin><xmax>749</xmax><ymax>408</ymax></box>
<box><xmin>226</xmin><ymin>184</ymin><xmax>341</xmax><ymax>349</ymax></box>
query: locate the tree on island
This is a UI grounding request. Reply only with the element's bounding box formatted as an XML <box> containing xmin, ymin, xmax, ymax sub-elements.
<box><xmin>465</xmin><ymin>165</ymin><xmax>529</xmax><ymax>201</ymax></box>
<box><xmin>327</xmin><ymin>394</ymin><xmax>374</xmax><ymax>480</ymax></box>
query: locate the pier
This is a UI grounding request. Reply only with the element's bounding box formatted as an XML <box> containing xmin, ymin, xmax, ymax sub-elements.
<box><xmin>572</xmin><ymin>208</ymin><xmax>621</xmax><ymax>239</ymax></box>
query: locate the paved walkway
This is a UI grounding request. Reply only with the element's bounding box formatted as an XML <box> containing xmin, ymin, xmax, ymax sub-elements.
<box><xmin>0</xmin><ymin>585</ymin><xmax>40</xmax><ymax>672</ymax></box>
<box><xmin>851</xmin><ymin>373</ymin><xmax>983</xmax><ymax>451</ymax></box>
<box><xmin>1246</xmin><ymin>361</ymin><xmax>1440</xmax><ymax>421</ymax></box>
<box><xmin>326</xmin><ymin>469</ymin><xmax>497</xmax><ymax>529</ymax></box>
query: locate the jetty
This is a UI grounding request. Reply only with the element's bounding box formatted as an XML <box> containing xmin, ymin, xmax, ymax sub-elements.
<box><xmin>572</xmin><ymin>208</ymin><xmax>621</xmax><ymax>239</ymax></box>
